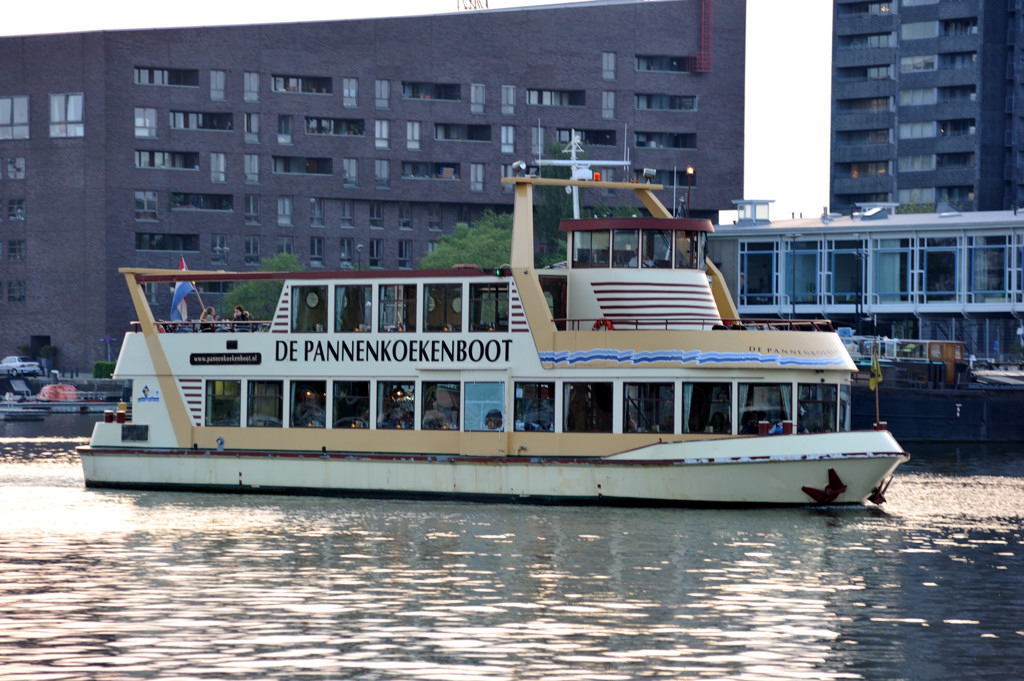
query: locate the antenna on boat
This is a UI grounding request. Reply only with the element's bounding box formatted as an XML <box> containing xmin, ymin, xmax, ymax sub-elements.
<box><xmin>532</xmin><ymin>129</ymin><xmax>632</xmax><ymax>219</ymax></box>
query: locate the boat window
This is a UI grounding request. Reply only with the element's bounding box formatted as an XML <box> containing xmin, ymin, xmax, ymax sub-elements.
<box><xmin>612</xmin><ymin>229</ymin><xmax>639</xmax><ymax>267</ymax></box>
<box><xmin>798</xmin><ymin>384</ymin><xmax>838</xmax><ymax>433</ymax></box>
<box><xmin>642</xmin><ymin>229</ymin><xmax>673</xmax><ymax>268</ymax></box>
<box><xmin>539</xmin><ymin>276</ymin><xmax>567</xmax><ymax>330</ymax></box>
<box><xmin>378</xmin><ymin>381</ymin><xmax>414</xmax><ymax>429</ymax></box>
<box><xmin>682</xmin><ymin>382</ymin><xmax>731</xmax><ymax>434</ymax></box>
<box><xmin>572</xmin><ymin>230</ymin><xmax>609</xmax><ymax>268</ymax></box>
<box><xmin>334</xmin><ymin>285</ymin><xmax>371</xmax><ymax>332</ymax></box>
<box><xmin>464</xmin><ymin>382</ymin><xmax>504</xmax><ymax>431</ymax></box>
<box><xmin>514</xmin><ymin>382</ymin><xmax>554</xmax><ymax>432</ymax></box>
<box><xmin>292</xmin><ymin>285</ymin><xmax>328</xmax><ymax>332</ymax></box>
<box><xmin>424</xmin><ymin>283</ymin><xmax>462</xmax><ymax>332</ymax></box>
<box><xmin>469</xmin><ymin>283</ymin><xmax>508</xmax><ymax>331</ymax></box>
<box><xmin>379</xmin><ymin>284</ymin><xmax>417</xmax><ymax>332</ymax></box>
<box><xmin>563</xmin><ymin>382</ymin><xmax>613</xmax><ymax>433</ymax></box>
<box><xmin>248</xmin><ymin>380</ymin><xmax>283</xmax><ymax>427</ymax></box>
<box><xmin>738</xmin><ymin>383</ymin><xmax>791</xmax><ymax>433</ymax></box>
<box><xmin>205</xmin><ymin>379</ymin><xmax>240</xmax><ymax>426</ymax></box>
<box><xmin>332</xmin><ymin>381</ymin><xmax>370</xmax><ymax>428</ymax></box>
<box><xmin>623</xmin><ymin>383</ymin><xmax>674</xmax><ymax>433</ymax></box>
<box><xmin>291</xmin><ymin>380</ymin><xmax>326</xmax><ymax>428</ymax></box>
<box><xmin>422</xmin><ymin>382</ymin><xmax>460</xmax><ymax>430</ymax></box>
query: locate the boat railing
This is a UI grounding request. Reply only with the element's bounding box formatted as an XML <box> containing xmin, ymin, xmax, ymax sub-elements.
<box><xmin>132</xmin><ymin>320</ymin><xmax>269</xmax><ymax>334</ymax></box>
<box><xmin>564</xmin><ymin>318</ymin><xmax>836</xmax><ymax>332</ymax></box>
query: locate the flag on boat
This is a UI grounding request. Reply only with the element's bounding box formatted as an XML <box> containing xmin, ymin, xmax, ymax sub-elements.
<box><xmin>868</xmin><ymin>341</ymin><xmax>883</xmax><ymax>391</ymax></box>
<box><xmin>169</xmin><ymin>256</ymin><xmax>195</xmax><ymax>322</ymax></box>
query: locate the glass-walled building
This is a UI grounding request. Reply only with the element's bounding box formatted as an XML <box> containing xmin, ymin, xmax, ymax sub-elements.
<box><xmin>710</xmin><ymin>203</ymin><xmax>1024</xmax><ymax>361</ymax></box>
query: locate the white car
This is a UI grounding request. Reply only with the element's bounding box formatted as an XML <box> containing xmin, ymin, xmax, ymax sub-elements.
<box><xmin>1</xmin><ymin>356</ymin><xmax>43</xmax><ymax>377</ymax></box>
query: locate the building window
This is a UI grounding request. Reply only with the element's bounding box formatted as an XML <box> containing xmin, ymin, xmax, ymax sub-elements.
<box><xmin>377</xmin><ymin>381</ymin><xmax>414</xmax><ymax>429</ymax></box>
<box><xmin>272</xmin><ymin>156</ymin><xmax>332</xmax><ymax>175</ymax></box>
<box><xmin>306</xmin><ymin>117</ymin><xmax>364</xmax><ymax>136</ymax></box>
<box><xmin>900</xmin><ymin>55</ymin><xmax>936</xmax><ymax>73</ymax></box>
<box><xmin>7</xmin><ymin>199</ymin><xmax>25</xmax><ymax>221</ymax></box>
<box><xmin>278</xmin><ymin>236</ymin><xmax>293</xmax><ymax>254</ymax></box>
<box><xmin>7</xmin><ymin>280</ymin><xmax>27</xmax><ymax>302</ymax></box>
<box><xmin>49</xmin><ymin>93</ymin><xmax>84</xmax><ymax>137</ymax></box>
<box><xmin>875</xmin><ymin>238</ymin><xmax>911</xmax><ymax>303</ymax></box>
<box><xmin>634</xmin><ymin>93</ymin><xmax>695</xmax><ymax>111</ymax></box>
<box><xmin>564</xmin><ymin>382</ymin><xmax>613</xmax><ymax>433</ymax></box>
<box><xmin>375</xmin><ymin>159</ymin><xmax>390</xmax><ymax>188</ymax></box>
<box><xmin>244</xmin><ymin>72</ymin><xmax>259</xmax><ymax>101</ymax></box>
<box><xmin>210</xmin><ymin>152</ymin><xmax>226</xmax><ymax>183</ymax></box>
<box><xmin>6</xmin><ymin>157</ymin><xmax>25</xmax><ymax>179</ymax></box>
<box><xmin>244</xmin><ymin>194</ymin><xmax>259</xmax><ymax>224</ymax></box>
<box><xmin>375</xmin><ymin>79</ymin><xmax>390</xmax><ymax>109</ymax></box>
<box><xmin>211</xmin><ymin>234</ymin><xmax>228</xmax><ymax>265</ymax></box>
<box><xmin>532</xmin><ymin>126</ymin><xmax>545</xmax><ymax>157</ymax></box>
<box><xmin>602</xmin><ymin>52</ymin><xmax>616</xmax><ymax>80</ymax></box>
<box><xmin>921</xmin><ymin>237</ymin><xmax>958</xmax><ymax>302</ymax></box>
<box><xmin>375</xmin><ymin>119</ymin><xmax>389</xmax><ymax>149</ymax></box>
<box><xmin>244</xmin><ymin>236</ymin><xmax>260</xmax><ymax>266</ymax></box>
<box><xmin>278</xmin><ymin>196</ymin><xmax>293</xmax><ymax>226</ymax></box>
<box><xmin>135</xmin><ymin>150</ymin><xmax>199</xmax><ymax>170</ymax></box>
<box><xmin>471</xmin><ymin>83</ymin><xmax>485</xmax><ymax>114</ymax></box>
<box><xmin>740</xmin><ymin>242</ymin><xmax>777</xmax><ymax>306</ymax></box>
<box><xmin>368</xmin><ymin>238</ymin><xmax>382</xmax><ymax>268</ymax></box>
<box><xmin>398</xmin><ymin>202</ymin><xmax>412</xmax><ymax>229</ymax></box>
<box><xmin>343</xmin><ymin>158</ymin><xmax>358</xmax><ymax>187</ymax></box>
<box><xmin>168</xmin><ymin>110</ymin><xmax>232</xmax><ymax>131</ymax></box>
<box><xmin>501</xmin><ymin>125</ymin><xmax>514</xmax><ymax>154</ymax></box>
<box><xmin>788</xmin><ymin>240</ymin><xmax>819</xmax><ymax>304</ymax></box>
<box><xmin>969</xmin><ymin>236</ymin><xmax>1007</xmax><ymax>301</ymax></box>
<box><xmin>470</xmin><ymin>162</ymin><xmax>484</xmax><ymax>192</ymax></box>
<box><xmin>339</xmin><ymin>239</ymin><xmax>354</xmax><ymax>270</ymax></box>
<box><xmin>899</xmin><ymin>88</ymin><xmax>937</xmax><ymax>106</ymax></box>
<box><xmin>407</xmin><ymin>121</ymin><xmax>421</xmax><ymax>150</ymax></box>
<box><xmin>8</xmin><ymin>239</ymin><xmax>26</xmax><ymax>262</ymax></box>
<box><xmin>310</xmin><ymin>197</ymin><xmax>325</xmax><ymax>226</ymax></box>
<box><xmin>369</xmin><ymin>201</ymin><xmax>383</xmax><ymax>228</ymax></box>
<box><xmin>527</xmin><ymin>89</ymin><xmax>585</xmax><ymax>107</ymax></box>
<box><xmin>310</xmin><ymin>236</ymin><xmax>324</xmax><ymax>268</ymax></box>
<box><xmin>501</xmin><ymin>85</ymin><xmax>515</xmax><ymax>115</ymax></box>
<box><xmin>278</xmin><ymin>115</ymin><xmax>292</xmax><ymax>144</ymax></box>
<box><xmin>245</xmin><ymin>154</ymin><xmax>259</xmax><ymax>183</ymax></box>
<box><xmin>134</xmin><ymin>107</ymin><xmax>157</xmax><ymax>138</ymax></box>
<box><xmin>339</xmin><ymin>199</ymin><xmax>354</xmax><ymax>227</ymax></box>
<box><xmin>342</xmin><ymin>77</ymin><xmax>358</xmax><ymax>107</ymax></box>
<box><xmin>134</xmin><ymin>67</ymin><xmax>199</xmax><ymax>86</ymax></box>
<box><xmin>635</xmin><ymin>55</ymin><xmax>687</xmax><ymax>72</ymax></box>
<box><xmin>899</xmin><ymin>121</ymin><xmax>936</xmax><ymax>139</ymax></box>
<box><xmin>245</xmin><ymin>113</ymin><xmax>260</xmax><ymax>143</ymax></box>
<box><xmin>135</xmin><ymin>191</ymin><xmax>157</xmax><ymax>220</ymax></box>
<box><xmin>271</xmin><ymin>75</ymin><xmax>332</xmax><ymax>94</ymax></box>
<box><xmin>210</xmin><ymin>69</ymin><xmax>225</xmax><ymax>100</ymax></box>
<box><xmin>902</xmin><ymin>21</ymin><xmax>938</xmax><ymax>40</ymax></box>
<box><xmin>0</xmin><ymin>96</ymin><xmax>30</xmax><ymax>139</ymax></box>
<box><xmin>829</xmin><ymin>239</ymin><xmax>863</xmax><ymax>304</ymax></box>
<box><xmin>398</xmin><ymin>240</ymin><xmax>412</xmax><ymax>269</ymax></box>
<box><xmin>428</xmin><ymin>203</ymin><xmax>442</xmax><ymax>231</ymax></box>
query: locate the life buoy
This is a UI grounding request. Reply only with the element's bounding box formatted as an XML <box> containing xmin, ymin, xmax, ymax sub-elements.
<box><xmin>592</xmin><ymin>318</ymin><xmax>614</xmax><ymax>331</ymax></box>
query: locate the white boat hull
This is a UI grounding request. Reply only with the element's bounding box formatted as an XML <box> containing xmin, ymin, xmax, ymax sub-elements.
<box><xmin>80</xmin><ymin>431</ymin><xmax>906</xmax><ymax>506</ymax></box>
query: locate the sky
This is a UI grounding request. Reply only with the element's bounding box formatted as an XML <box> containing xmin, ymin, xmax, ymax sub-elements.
<box><xmin>1</xmin><ymin>0</ymin><xmax>831</xmax><ymax>223</ymax></box>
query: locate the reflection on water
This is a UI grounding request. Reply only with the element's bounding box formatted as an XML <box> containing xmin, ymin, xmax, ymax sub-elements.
<box><xmin>1</xmin><ymin>421</ymin><xmax>1022</xmax><ymax>680</ymax></box>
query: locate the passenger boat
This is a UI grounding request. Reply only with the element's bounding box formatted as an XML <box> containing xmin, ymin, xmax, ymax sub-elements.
<box><xmin>78</xmin><ymin>175</ymin><xmax>909</xmax><ymax>506</ymax></box>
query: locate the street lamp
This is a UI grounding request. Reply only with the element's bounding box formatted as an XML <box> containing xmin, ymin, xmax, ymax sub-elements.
<box><xmin>853</xmin><ymin>233</ymin><xmax>863</xmax><ymax>335</ymax></box>
<box><xmin>685</xmin><ymin>166</ymin><xmax>694</xmax><ymax>218</ymax></box>
<box><xmin>356</xmin><ymin>243</ymin><xmax>364</xmax><ymax>270</ymax></box>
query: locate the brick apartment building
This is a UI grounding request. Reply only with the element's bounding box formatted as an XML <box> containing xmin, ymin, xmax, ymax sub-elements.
<box><xmin>0</xmin><ymin>0</ymin><xmax>745</xmax><ymax>370</ymax></box>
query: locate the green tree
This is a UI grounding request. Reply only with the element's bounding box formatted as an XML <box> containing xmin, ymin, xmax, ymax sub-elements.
<box><xmin>418</xmin><ymin>210</ymin><xmax>513</xmax><ymax>270</ymax></box>
<box><xmin>224</xmin><ymin>252</ymin><xmax>304</xmax><ymax>320</ymax></box>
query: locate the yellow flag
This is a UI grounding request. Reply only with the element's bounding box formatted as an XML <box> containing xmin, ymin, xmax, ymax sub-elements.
<box><xmin>869</xmin><ymin>344</ymin><xmax>883</xmax><ymax>391</ymax></box>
